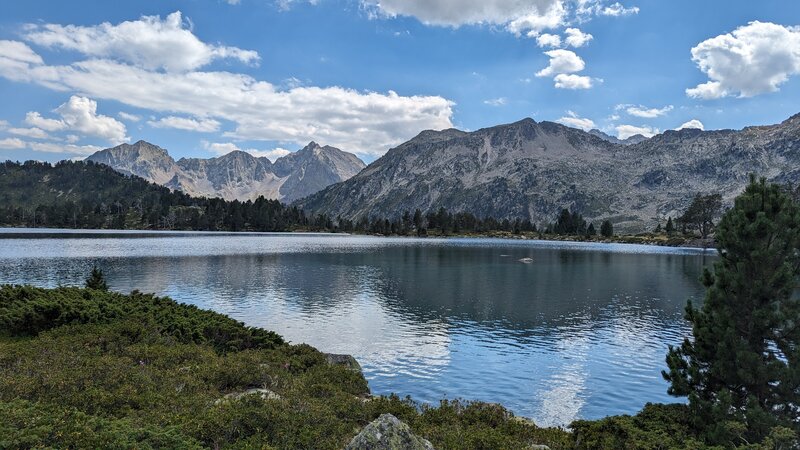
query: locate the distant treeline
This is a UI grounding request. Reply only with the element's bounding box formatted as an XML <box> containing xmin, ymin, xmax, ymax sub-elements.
<box><xmin>0</xmin><ymin>161</ymin><xmax>309</xmax><ymax>231</ymax></box>
<box><xmin>0</xmin><ymin>160</ymin><xmax>610</xmax><ymax>236</ymax></box>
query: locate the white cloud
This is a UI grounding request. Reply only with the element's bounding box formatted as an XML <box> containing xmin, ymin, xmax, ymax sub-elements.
<box><xmin>686</xmin><ymin>21</ymin><xmax>800</xmax><ymax>99</ymax></box>
<box><xmin>23</xmin><ymin>11</ymin><xmax>259</xmax><ymax>72</ymax></box>
<box><xmin>553</xmin><ymin>73</ymin><xmax>597</xmax><ymax>89</ymax></box>
<box><xmin>536</xmin><ymin>33</ymin><xmax>562</xmax><ymax>48</ymax></box>
<box><xmin>149</xmin><ymin>116</ymin><xmax>221</xmax><ymax>132</ymax></box>
<box><xmin>202</xmin><ymin>141</ymin><xmax>239</xmax><ymax>155</ymax></box>
<box><xmin>677</xmin><ymin>119</ymin><xmax>704</xmax><ymax>131</ymax></box>
<box><xmin>621</xmin><ymin>104</ymin><xmax>673</xmax><ymax>118</ymax></box>
<box><xmin>536</xmin><ymin>49</ymin><xmax>585</xmax><ymax>77</ymax></box>
<box><xmin>55</xmin><ymin>96</ymin><xmax>128</xmax><ymax>143</ymax></box>
<box><xmin>557</xmin><ymin>110</ymin><xmax>595</xmax><ymax>130</ymax></box>
<box><xmin>18</xmin><ymin>96</ymin><xmax>128</xmax><ymax>144</ymax></box>
<box><xmin>507</xmin><ymin>2</ymin><xmax>567</xmax><ymax>37</ymax></box>
<box><xmin>8</xmin><ymin>127</ymin><xmax>50</xmax><ymax>139</ymax></box>
<box><xmin>564</xmin><ymin>28</ymin><xmax>593</xmax><ymax>47</ymax></box>
<box><xmin>616</xmin><ymin>124</ymin><xmax>658</xmax><ymax>139</ymax></box>
<box><xmin>0</xmin><ymin>137</ymin><xmax>26</xmax><ymax>149</ymax></box>
<box><xmin>118</xmin><ymin>112</ymin><xmax>141</xmax><ymax>122</ymax></box>
<box><xmin>202</xmin><ymin>141</ymin><xmax>292</xmax><ymax>162</ymax></box>
<box><xmin>25</xmin><ymin>111</ymin><xmax>67</xmax><ymax>131</ymax></box>
<box><xmin>250</xmin><ymin>148</ymin><xmax>292</xmax><ymax>161</ymax></box>
<box><xmin>362</xmin><ymin>0</ymin><xmax>560</xmax><ymax>28</ymax></box>
<box><xmin>0</xmin><ymin>40</ymin><xmax>45</xmax><ymax>83</ymax></box>
<box><xmin>598</xmin><ymin>2</ymin><xmax>639</xmax><ymax>16</ymax></box>
<box><xmin>0</xmin><ymin>14</ymin><xmax>454</xmax><ymax>156</ymax></box>
<box><xmin>26</xmin><ymin>141</ymin><xmax>102</xmax><ymax>155</ymax></box>
<box><xmin>483</xmin><ymin>97</ymin><xmax>508</xmax><ymax>106</ymax></box>
<box><xmin>226</xmin><ymin>0</ymin><xmax>241</xmax><ymax>4</ymax></box>
<box><xmin>0</xmin><ymin>138</ymin><xmax>100</xmax><ymax>155</ymax></box>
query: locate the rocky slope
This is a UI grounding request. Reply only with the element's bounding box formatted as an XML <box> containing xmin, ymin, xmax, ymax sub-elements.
<box><xmin>297</xmin><ymin>114</ymin><xmax>800</xmax><ymax>232</ymax></box>
<box><xmin>87</xmin><ymin>141</ymin><xmax>365</xmax><ymax>203</ymax></box>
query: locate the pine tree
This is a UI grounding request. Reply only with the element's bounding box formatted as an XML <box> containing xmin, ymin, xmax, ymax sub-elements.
<box><xmin>85</xmin><ymin>267</ymin><xmax>108</xmax><ymax>291</ymax></box>
<box><xmin>663</xmin><ymin>177</ymin><xmax>800</xmax><ymax>445</ymax></box>
<box><xmin>600</xmin><ymin>220</ymin><xmax>613</xmax><ymax>237</ymax></box>
<box><xmin>587</xmin><ymin>223</ymin><xmax>596</xmax><ymax>236</ymax></box>
<box><xmin>665</xmin><ymin>216</ymin><xmax>675</xmax><ymax>234</ymax></box>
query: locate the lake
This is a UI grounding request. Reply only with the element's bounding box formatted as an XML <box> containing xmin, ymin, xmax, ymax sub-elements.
<box><xmin>0</xmin><ymin>229</ymin><xmax>714</xmax><ymax>426</ymax></box>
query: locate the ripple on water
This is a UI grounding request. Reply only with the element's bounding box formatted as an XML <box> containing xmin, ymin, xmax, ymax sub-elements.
<box><xmin>0</xmin><ymin>231</ymin><xmax>710</xmax><ymax>426</ymax></box>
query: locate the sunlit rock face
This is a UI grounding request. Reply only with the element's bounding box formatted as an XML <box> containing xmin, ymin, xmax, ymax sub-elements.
<box><xmin>298</xmin><ymin>114</ymin><xmax>800</xmax><ymax>233</ymax></box>
<box><xmin>87</xmin><ymin>140</ymin><xmax>365</xmax><ymax>202</ymax></box>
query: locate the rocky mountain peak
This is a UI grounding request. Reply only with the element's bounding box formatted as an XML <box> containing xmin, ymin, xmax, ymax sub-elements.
<box><xmin>86</xmin><ymin>141</ymin><xmax>365</xmax><ymax>203</ymax></box>
<box><xmin>297</xmin><ymin>113</ymin><xmax>800</xmax><ymax>233</ymax></box>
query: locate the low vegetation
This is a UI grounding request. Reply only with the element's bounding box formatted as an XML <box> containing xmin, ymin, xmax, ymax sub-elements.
<box><xmin>0</xmin><ymin>283</ymin><xmax>574</xmax><ymax>449</ymax></box>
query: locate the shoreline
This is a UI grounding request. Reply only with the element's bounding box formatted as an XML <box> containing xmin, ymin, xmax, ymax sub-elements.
<box><xmin>0</xmin><ymin>225</ymin><xmax>716</xmax><ymax>250</ymax></box>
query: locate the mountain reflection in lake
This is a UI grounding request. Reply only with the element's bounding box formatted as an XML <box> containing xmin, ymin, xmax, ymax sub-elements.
<box><xmin>0</xmin><ymin>230</ymin><xmax>713</xmax><ymax>426</ymax></box>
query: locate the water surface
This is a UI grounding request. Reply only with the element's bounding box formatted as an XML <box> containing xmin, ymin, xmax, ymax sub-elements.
<box><xmin>0</xmin><ymin>229</ymin><xmax>714</xmax><ymax>426</ymax></box>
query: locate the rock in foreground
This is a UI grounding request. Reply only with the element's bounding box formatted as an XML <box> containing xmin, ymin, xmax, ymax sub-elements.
<box><xmin>346</xmin><ymin>414</ymin><xmax>434</xmax><ymax>450</ymax></box>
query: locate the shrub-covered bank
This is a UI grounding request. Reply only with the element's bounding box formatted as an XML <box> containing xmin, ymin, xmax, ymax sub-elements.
<box><xmin>0</xmin><ymin>282</ymin><xmax>796</xmax><ymax>449</ymax></box>
<box><xmin>0</xmin><ymin>284</ymin><xmax>573</xmax><ymax>449</ymax></box>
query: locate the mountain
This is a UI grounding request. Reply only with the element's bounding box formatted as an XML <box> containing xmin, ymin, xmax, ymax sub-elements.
<box><xmin>87</xmin><ymin>141</ymin><xmax>365</xmax><ymax>203</ymax></box>
<box><xmin>588</xmin><ymin>129</ymin><xmax>649</xmax><ymax>145</ymax></box>
<box><xmin>296</xmin><ymin>114</ymin><xmax>800</xmax><ymax>232</ymax></box>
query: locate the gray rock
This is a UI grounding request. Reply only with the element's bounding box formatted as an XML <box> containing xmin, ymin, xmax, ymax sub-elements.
<box><xmin>297</xmin><ymin>114</ymin><xmax>800</xmax><ymax>233</ymax></box>
<box><xmin>87</xmin><ymin>140</ymin><xmax>365</xmax><ymax>203</ymax></box>
<box><xmin>345</xmin><ymin>414</ymin><xmax>434</xmax><ymax>450</ymax></box>
<box><xmin>324</xmin><ymin>353</ymin><xmax>362</xmax><ymax>372</ymax></box>
<box><xmin>214</xmin><ymin>388</ymin><xmax>281</xmax><ymax>405</ymax></box>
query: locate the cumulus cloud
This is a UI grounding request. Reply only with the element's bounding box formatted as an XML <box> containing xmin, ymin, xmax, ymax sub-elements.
<box><xmin>26</xmin><ymin>141</ymin><xmax>102</xmax><ymax>155</ymax></box>
<box><xmin>0</xmin><ymin>137</ymin><xmax>26</xmax><ymax>149</ymax></box>
<box><xmin>536</xmin><ymin>49</ymin><xmax>585</xmax><ymax>77</ymax></box>
<box><xmin>54</xmin><ymin>96</ymin><xmax>128</xmax><ymax>143</ymax></box>
<box><xmin>202</xmin><ymin>140</ymin><xmax>293</xmax><ymax>162</ymax></box>
<box><xmin>0</xmin><ymin>137</ymin><xmax>100</xmax><ymax>155</ymax></box>
<box><xmin>564</xmin><ymin>28</ymin><xmax>593</xmax><ymax>47</ymax></box>
<box><xmin>149</xmin><ymin>116</ymin><xmax>221</xmax><ymax>132</ymax></box>
<box><xmin>557</xmin><ymin>110</ymin><xmax>595</xmax><ymax>130</ymax></box>
<box><xmin>17</xmin><ymin>96</ymin><xmax>128</xmax><ymax>144</ymax></box>
<box><xmin>686</xmin><ymin>21</ymin><xmax>800</xmax><ymax>99</ymax></box>
<box><xmin>620</xmin><ymin>104</ymin><xmax>673</xmax><ymax>118</ymax></box>
<box><xmin>0</xmin><ymin>14</ymin><xmax>454</xmax><ymax>156</ymax></box>
<box><xmin>362</xmin><ymin>0</ymin><xmax>559</xmax><ymax>28</ymax></box>
<box><xmin>118</xmin><ymin>112</ymin><xmax>141</xmax><ymax>122</ymax></box>
<box><xmin>8</xmin><ymin>127</ymin><xmax>50</xmax><ymax>139</ymax></box>
<box><xmin>250</xmin><ymin>148</ymin><xmax>292</xmax><ymax>161</ymax></box>
<box><xmin>23</xmin><ymin>11</ymin><xmax>259</xmax><ymax>72</ymax></box>
<box><xmin>553</xmin><ymin>73</ymin><xmax>597</xmax><ymax>89</ymax></box>
<box><xmin>25</xmin><ymin>111</ymin><xmax>67</xmax><ymax>131</ymax></box>
<box><xmin>597</xmin><ymin>2</ymin><xmax>639</xmax><ymax>16</ymax></box>
<box><xmin>616</xmin><ymin>124</ymin><xmax>658</xmax><ymax>139</ymax></box>
<box><xmin>483</xmin><ymin>97</ymin><xmax>508</xmax><ymax>106</ymax></box>
<box><xmin>536</xmin><ymin>33</ymin><xmax>562</xmax><ymax>48</ymax></box>
<box><xmin>507</xmin><ymin>2</ymin><xmax>567</xmax><ymax>37</ymax></box>
<box><xmin>677</xmin><ymin>119</ymin><xmax>704</xmax><ymax>130</ymax></box>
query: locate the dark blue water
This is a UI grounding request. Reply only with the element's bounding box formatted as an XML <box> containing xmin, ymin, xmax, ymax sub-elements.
<box><xmin>0</xmin><ymin>229</ymin><xmax>714</xmax><ymax>426</ymax></box>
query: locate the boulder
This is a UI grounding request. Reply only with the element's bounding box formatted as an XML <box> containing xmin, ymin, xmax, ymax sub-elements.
<box><xmin>214</xmin><ymin>388</ymin><xmax>280</xmax><ymax>405</ymax></box>
<box><xmin>345</xmin><ymin>414</ymin><xmax>434</xmax><ymax>450</ymax></box>
<box><xmin>324</xmin><ymin>353</ymin><xmax>362</xmax><ymax>372</ymax></box>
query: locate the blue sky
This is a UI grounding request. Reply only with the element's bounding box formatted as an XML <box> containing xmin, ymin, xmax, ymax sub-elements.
<box><xmin>0</xmin><ymin>0</ymin><xmax>799</xmax><ymax>163</ymax></box>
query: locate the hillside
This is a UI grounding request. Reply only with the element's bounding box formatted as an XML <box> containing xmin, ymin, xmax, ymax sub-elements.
<box><xmin>297</xmin><ymin>115</ymin><xmax>800</xmax><ymax>232</ymax></box>
<box><xmin>0</xmin><ymin>160</ymin><xmax>308</xmax><ymax>231</ymax></box>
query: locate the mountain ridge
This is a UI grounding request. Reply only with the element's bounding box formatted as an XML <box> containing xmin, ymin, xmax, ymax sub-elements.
<box><xmin>296</xmin><ymin>114</ymin><xmax>800</xmax><ymax>232</ymax></box>
<box><xmin>87</xmin><ymin>141</ymin><xmax>366</xmax><ymax>203</ymax></box>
